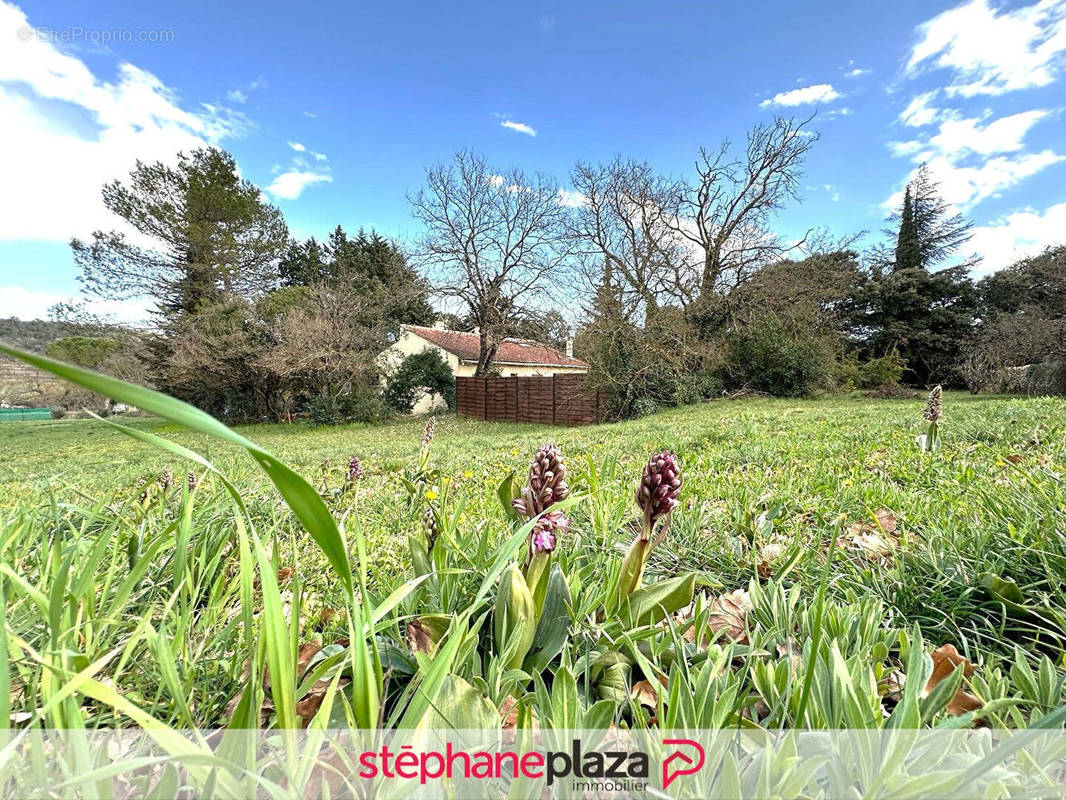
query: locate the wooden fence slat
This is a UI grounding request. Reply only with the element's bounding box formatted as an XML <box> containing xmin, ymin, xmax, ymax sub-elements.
<box><xmin>456</xmin><ymin>375</ymin><xmax>600</xmax><ymax>426</ymax></box>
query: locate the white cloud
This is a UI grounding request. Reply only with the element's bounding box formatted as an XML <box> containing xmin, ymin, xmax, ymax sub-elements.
<box><xmin>844</xmin><ymin>67</ymin><xmax>872</xmax><ymax>78</ymax></box>
<box><xmin>907</xmin><ymin>0</ymin><xmax>1066</xmax><ymax>96</ymax></box>
<box><xmin>888</xmin><ymin>107</ymin><xmax>1061</xmax><ymax>210</ymax></box>
<box><xmin>899</xmin><ymin>91</ymin><xmax>947</xmax><ymax>127</ymax></box>
<box><xmin>310</xmin><ymin>151</ymin><xmax>327</xmax><ymax>161</ymax></box>
<box><xmin>968</xmin><ymin>202</ymin><xmax>1066</xmax><ymax>274</ymax></box>
<box><xmin>823</xmin><ymin>184</ymin><xmax>841</xmax><ymax>202</ymax></box>
<box><xmin>500</xmin><ymin>119</ymin><xmax>537</xmax><ymax>136</ymax></box>
<box><xmin>288</xmin><ymin>141</ymin><xmax>306</xmax><ymax>152</ymax></box>
<box><xmin>928</xmin><ymin>110</ymin><xmax>1052</xmax><ymax>157</ymax></box>
<box><xmin>267</xmin><ymin>170</ymin><xmax>332</xmax><ymax>200</ymax></box>
<box><xmin>0</xmin><ymin>0</ymin><xmax>249</xmax><ymax>243</ymax></box>
<box><xmin>0</xmin><ymin>286</ymin><xmax>151</xmax><ymax>323</ymax></box>
<box><xmin>556</xmin><ymin>188</ymin><xmax>586</xmax><ymax>207</ymax></box>
<box><xmin>759</xmin><ymin>83</ymin><xmax>842</xmax><ymax>108</ymax></box>
<box><xmin>885</xmin><ymin>150</ymin><xmax>1064</xmax><ymax>211</ymax></box>
<box><xmin>226</xmin><ymin>89</ymin><xmax>247</xmax><ymax>103</ymax></box>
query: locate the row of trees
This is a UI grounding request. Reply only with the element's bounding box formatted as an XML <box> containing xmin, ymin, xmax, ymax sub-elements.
<box><xmin>68</xmin><ymin>149</ymin><xmax>438</xmax><ymax>421</ymax></box>
<box><xmin>60</xmin><ymin>126</ymin><xmax>1064</xmax><ymax>422</ymax></box>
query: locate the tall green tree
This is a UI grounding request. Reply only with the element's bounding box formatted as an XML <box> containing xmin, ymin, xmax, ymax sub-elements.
<box><xmin>71</xmin><ymin>148</ymin><xmax>289</xmax><ymax>400</ymax></box>
<box><xmin>73</xmin><ymin>148</ymin><xmax>289</xmax><ymax>318</ymax></box>
<box><xmin>893</xmin><ymin>186</ymin><xmax>920</xmax><ymax>271</ymax></box>
<box><xmin>280</xmin><ymin>227</ymin><xmax>433</xmax><ymax>327</ymax></box>
<box><xmin>867</xmin><ymin>164</ymin><xmax>978</xmax><ymax>384</ymax></box>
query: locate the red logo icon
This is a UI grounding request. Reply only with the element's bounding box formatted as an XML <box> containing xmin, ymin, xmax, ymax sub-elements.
<box><xmin>662</xmin><ymin>738</ymin><xmax>705</xmax><ymax>789</ymax></box>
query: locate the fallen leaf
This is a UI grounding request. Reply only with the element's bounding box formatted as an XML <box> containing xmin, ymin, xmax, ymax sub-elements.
<box><xmin>837</xmin><ymin>509</ymin><xmax>899</xmax><ymax>562</ymax></box>
<box><xmin>277</xmin><ymin>567</ymin><xmax>294</xmax><ymax>583</ymax></box>
<box><xmin>631</xmin><ymin>677</ymin><xmax>666</xmax><ymax>710</ymax></box>
<box><xmin>1004</xmin><ymin>453</ymin><xmax>1023</xmax><ymax>464</ymax></box>
<box><xmin>923</xmin><ymin>644</ymin><xmax>981</xmax><ymax>716</ymax></box>
<box><xmin>706</xmin><ymin>589</ymin><xmax>752</xmax><ymax>644</ymax></box>
<box><xmin>296</xmin><ymin>642</ymin><xmax>322</xmax><ymax>679</ymax></box>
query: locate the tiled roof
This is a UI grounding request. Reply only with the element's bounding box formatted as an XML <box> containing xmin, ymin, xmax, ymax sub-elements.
<box><xmin>403</xmin><ymin>325</ymin><xmax>587</xmax><ymax>368</ymax></box>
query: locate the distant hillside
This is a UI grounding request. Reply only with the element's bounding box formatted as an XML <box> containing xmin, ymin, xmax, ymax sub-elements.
<box><xmin>0</xmin><ymin>317</ymin><xmax>135</xmax><ymax>354</ymax></box>
<box><xmin>0</xmin><ymin>318</ymin><xmax>70</xmax><ymax>354</ymax></box>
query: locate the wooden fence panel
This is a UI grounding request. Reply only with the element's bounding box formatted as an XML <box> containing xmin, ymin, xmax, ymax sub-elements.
<box><xmin>456</xmin><ymin>375</ymin><xmax>602</xmax><ymax>426</ymax></box>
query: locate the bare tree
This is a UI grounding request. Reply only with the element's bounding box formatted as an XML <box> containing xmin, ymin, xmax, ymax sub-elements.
<box><xmin>260</xmin><ymin>283</ymin><xmax>392</xmax><ymax>420</ymax></box>
<box><xmin>663</xmin><ymin>116</ymin><xmax>818</xmax><ymax>304</ymax></box>
<box><xmin>568</xmin><ymin>158</ymin><xmax>683</xmax><ymax>321</ymax></box>
<box><xmin>409</xmin><ymin>150</ymin><xmax>572</xmax><ymax>375</ymax></box>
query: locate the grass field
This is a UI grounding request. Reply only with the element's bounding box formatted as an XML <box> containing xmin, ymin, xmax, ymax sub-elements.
<box><xmin>2</xmin><ymin>392</ymin><xmax>1066</xmax><ymax>738</ymax></box>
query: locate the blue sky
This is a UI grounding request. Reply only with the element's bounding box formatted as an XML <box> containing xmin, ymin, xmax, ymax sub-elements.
<box><xmin>1</xmin><ymin>0</ymin><xmax>1064</xmax><ymax>321</ymax></box>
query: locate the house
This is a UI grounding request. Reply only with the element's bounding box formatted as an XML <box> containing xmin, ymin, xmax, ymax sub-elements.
<box><xmin>384</xmin><ymin>323</ymin><xmax>588</xmax><ymax>414</ymax></box>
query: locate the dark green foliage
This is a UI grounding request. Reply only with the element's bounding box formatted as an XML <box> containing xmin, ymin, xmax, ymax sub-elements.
<box><xmin>722</xmin><ymin>315</ymin><xmax>833</xmax><ymax>397</ymax></box>
<box><xmin>864</xmin><ymin>265</ymin><xmax>978</xmax><ymax>385</ymax></box>
<box><xmin>863</xmin><ymin>166</ymin><xmax>979</xmax><ymax>385</ymax></box>
<box><xmin>282</xmin><ymin>227</ymin><xmax>433</xmax><ymax>327</ymax></box>
<box><xmin>893</xmin><ymin>186</ymin><xmax>920</xmax><ymax>272</ymax></box>
<box><xmin>384</xmin><ymin>350</ymin><xmax>456</xmax><ymax>413</ymax></box>
<box><xmin>966</xmin><ymin>245</ymin><xmax>1066</xmax><ymax>395</ymax></box>
<box><xmin>307</xmin><ymin>384</ymin><xmax>386</xmax><ymax>425</ymax></box>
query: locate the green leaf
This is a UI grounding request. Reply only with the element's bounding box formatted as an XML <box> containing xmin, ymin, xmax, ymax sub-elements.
<box><xmin>549</xmin><ymin>667</ymin><xmax>580</xmax><ymax>730</ymax></box>
<box><xmin>497</xmin><ymin>470</ymin><xmax>522</xmax><ymax>521</ymax></box>
<box><xmin>524</xmin><ymin>565</ymin><xmax>572</xmax><ymax>672</ymax></box>
<box><xmin>621</xmin><ymin>573</ymin><xmax>696</xmax><ymax>627</ymax></box>
<box><xmin>0</xmin><ymin>344</ymin><xmax>353</xmax><ymax>596</ymax></box>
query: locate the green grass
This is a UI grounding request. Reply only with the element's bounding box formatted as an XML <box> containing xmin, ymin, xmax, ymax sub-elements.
<box><xmin>2</xmin><ymin>392</ymin><xmax>1065</xmax><ymax>738</ymax></box>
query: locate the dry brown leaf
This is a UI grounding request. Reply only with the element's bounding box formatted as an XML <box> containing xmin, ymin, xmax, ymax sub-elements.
<box><xmin>295</xmin><ymin>642</ymin><xmax>322</xmax><ymax>679</ymax></box>
<box><xmin>500</xmin><ymin>696</ymin><xmax>539</xmax><ymax>731</ymax></box>
<box><xmin>706</xmin><ymin>589</ymin><xmax>752</xmax><ymax>644</ymax></box>
<box><xmin>277</xmin><ymin>567</ymin><xmax>294</xmax><ymax>583</ymax></box>
<box><xmin>837</xmin><ymin>509</ymin><xmax>900</xmax><ymax>562</ymax></box>
<box><xmin>1004</xmin><ymin>453</ymin><xmax>1023</xmax><ymax>464</ymax></box>
<box><xmin>295</xmin><ymin>677</ymin><xmax>351</xmax><ymax>728</ymax></box>
<box><xmin>923</xmin><ymin>644</ymin><xmax>981</xmax><ymax>716</ymax></box>
<box><xmin>631</xmin><ymin>676</ymin><xmax>667</xmax><ymax>710</ymax></box>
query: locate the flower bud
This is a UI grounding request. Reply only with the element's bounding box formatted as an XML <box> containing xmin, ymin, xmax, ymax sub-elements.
<box><xmin>346</xmin><ymin>456</ymin><xmax>363</xmax><ymax>483</ymax></box>
<box><xmin>529</xmin><ymin>443</ymin><xmax>569</xmax><ymax>508</ymax></box>
<box><xmin>636</xmin><ymin>450</ymin><xmax>682</xmax><ymax>529</ymax></box>
<box><xmin>923</xmin><ymin>385</ymin><xmax>943</xmax><ymax>422</ymax></box>
<box><xmin>421</xmin><ymin>417</ymin><xmax>436</xmax><ymax>449</ymax></box>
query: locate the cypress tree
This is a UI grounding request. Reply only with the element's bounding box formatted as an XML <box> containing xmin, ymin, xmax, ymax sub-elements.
<box><xmin>893</xmin><ymin>186</ymin><xmax>920</xmax><ymax>271</ymax></box>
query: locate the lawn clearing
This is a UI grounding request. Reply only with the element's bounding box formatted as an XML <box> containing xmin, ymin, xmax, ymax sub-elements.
<box><xmin>2</xmin><ymin>392</ymin><xmax>1065</xmax><ymax>734</ymax></box>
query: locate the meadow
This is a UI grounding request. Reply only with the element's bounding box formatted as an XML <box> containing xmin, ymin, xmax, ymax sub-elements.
<box><xmin>4</xmin><ymin>387</ymin><xmax>1065</xmax><ymax>722</ymax></box>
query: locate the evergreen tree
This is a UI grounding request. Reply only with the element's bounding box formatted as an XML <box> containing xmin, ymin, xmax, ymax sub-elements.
<box><xmin>73</xmin><ymin>148</ymin><xmax>288</xmax><ymax>319</ymax></box>
<box><xmin>71</xmin><ymin>147</ymin><xmax>289</xmax><ymax>400</ymax></box>
<box><xmin>867</xmin><ymin>164</ymin><xmax>978</xmax><ymax>385</ymax></box>
<box><xmin>280</xmin><ymin>226</ymin><xmax>434</xmax><ymax>327</ymax></box>
<box><xmin>893</xmin><ymin>186</ymin><xmax>920</xmax><ymax>271</ymax></box>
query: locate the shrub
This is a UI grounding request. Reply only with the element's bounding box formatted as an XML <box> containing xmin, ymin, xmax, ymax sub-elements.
<box><xmin>383</xmin><ymin>350</ymin><xmax>456</xmax><ymax>413</ymax></box>
<box><xmin>857</xmin><ymin>350</ymin><xmax>905</xmax><ymax>389</ymax></box>
<box><xmin>722</xmin><ymin>316</ymin><xmax>833</xmax><ymax>397</ymax></box>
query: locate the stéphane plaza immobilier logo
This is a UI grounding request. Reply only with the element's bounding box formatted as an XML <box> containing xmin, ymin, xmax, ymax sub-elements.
<box><xmin>347</xmin><ymin>735</ymin><xmax>706</xmax><ymax>794</ymax></box>
<box><xmin>9</xmin><ymin>728</ymin><xmax>1060</xmax><ymax>797</ymax></box>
